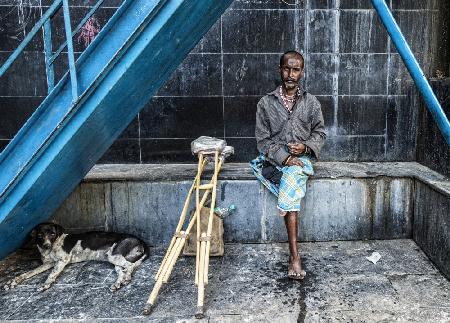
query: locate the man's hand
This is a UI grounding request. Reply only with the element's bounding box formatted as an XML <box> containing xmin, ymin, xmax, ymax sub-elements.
<box><xmin>287</xmin><ymin>142</ymin><xmax>305</xmax><ymax>156</ymax></box>
<box><xmin>285</xmin><ymin>156</ymin><xmax>304</xmax><ymax>167</ymax></box>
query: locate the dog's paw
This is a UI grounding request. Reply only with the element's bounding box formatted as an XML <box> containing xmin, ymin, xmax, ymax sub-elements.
<box><xmin>4</xmin><ymin>278</ymin><xmax>18</xmax><ymax>290</ymax></box>
<box><xmin>109</xmin><ymin>283</ymin><xmax>121</xmax><ymax>292</ymax></box>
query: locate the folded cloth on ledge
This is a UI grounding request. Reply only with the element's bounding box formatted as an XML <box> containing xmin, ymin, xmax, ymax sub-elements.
<box><xmin>221</xmin><ymin>146</ymin><xmax>234</xmax><ymax>158</ymax></box>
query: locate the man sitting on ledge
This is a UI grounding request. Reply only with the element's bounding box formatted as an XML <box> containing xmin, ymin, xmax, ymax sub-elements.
<box><xmin>250</xmin><ymin>50</ymin><xmax>326</xmax><ymax>280</ymax></box>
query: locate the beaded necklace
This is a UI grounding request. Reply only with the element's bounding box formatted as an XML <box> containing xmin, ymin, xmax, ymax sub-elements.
<box><xmin>279</xmin><ymin>86</ymin><xmax>300</xmax><ymax>113</ymax></box>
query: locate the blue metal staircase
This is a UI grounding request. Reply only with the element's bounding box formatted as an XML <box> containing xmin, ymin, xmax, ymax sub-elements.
<box><xmin>0</xmin><ymin>0</ymin><xmax>232</xmax><ymax>258</ymax></box>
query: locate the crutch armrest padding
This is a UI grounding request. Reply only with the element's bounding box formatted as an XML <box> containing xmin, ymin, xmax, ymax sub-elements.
<box><xmin>191</xmin><ymin>136</ymin><xmax>227</xmax><ymax>155</ymax></box>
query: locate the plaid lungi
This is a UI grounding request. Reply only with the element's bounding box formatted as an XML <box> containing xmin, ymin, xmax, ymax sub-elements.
<box><xmin>250</xmin><ymin>154</ymin><xmax>314</xmax><ymax>214</ymax></box>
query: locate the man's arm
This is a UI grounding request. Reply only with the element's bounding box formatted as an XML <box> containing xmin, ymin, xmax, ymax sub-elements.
<box><xmin>302</xmin><ymin>97</ymin><xmax>326</xmax><ymax>158</ymax></box>
<box><xmin>255</xmin><ymin>98</ymin><xmax>290</xmax><ymax>166</ymax></box>
<box><xmin>287</xmin><ymin>97</ymin><xmax>326</xmax><ymax>159</ymax></box>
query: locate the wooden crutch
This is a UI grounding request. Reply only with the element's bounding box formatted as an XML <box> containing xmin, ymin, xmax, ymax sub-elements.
<box><xmin>153</xmin><ymin>156</ymin><xmax>207</xmax><ymax>283</ymax></box>
<box><xmin>143</xmin><ymin>150</ymin><xmax>226</xmax><ymax>316</ymax></box>
<box><xmin>194</xmin><ymin>150</ymin><xmax>220</xmax><ymax>319</ymax></box>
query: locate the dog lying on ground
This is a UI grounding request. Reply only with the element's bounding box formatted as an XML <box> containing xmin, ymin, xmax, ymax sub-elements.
<box><xmin>4</xmin><ymin>223</ymin><xmax>148</xmax><ymax>292</ymax></box>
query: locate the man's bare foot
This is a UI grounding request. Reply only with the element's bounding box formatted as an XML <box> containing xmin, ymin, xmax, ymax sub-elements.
<box><xmin>288</xmin><ymin>256</ymin><xmax>306</xmax><ymax>280</ymax></box>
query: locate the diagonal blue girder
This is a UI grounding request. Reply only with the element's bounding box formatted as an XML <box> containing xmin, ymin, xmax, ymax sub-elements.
<box><xmin>0</xmin><ymin>0</ymin><xmax>232</xmax><ymax>259</ymax></box>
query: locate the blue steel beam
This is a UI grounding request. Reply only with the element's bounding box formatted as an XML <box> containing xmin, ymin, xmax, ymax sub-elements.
<box><xmin>0</xmin><ymin>0</ymin><xmax>233</xmax><ymax>259</ymax></box>
<box><xmin>371</xmin><ymin>0</ymin><xmax>450</xmax><ymax>146</ymax></box>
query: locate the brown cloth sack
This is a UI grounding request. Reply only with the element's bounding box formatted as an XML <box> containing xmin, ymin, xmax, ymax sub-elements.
<box><xmin>183</xmin><ymin>206</ymin><xmax>224</xmax><ymax>256</ymax></box>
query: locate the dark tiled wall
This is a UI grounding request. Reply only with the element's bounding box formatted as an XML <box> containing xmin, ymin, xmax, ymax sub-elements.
<box><xmin>416</xmin><ymin>79</ymin><xmax>450</xmax><ymax>178</ymax></box>
<box><xmin>0</xmin><ymin>0</ymin><xmax>446</xmax><ymax>163</ymax></box>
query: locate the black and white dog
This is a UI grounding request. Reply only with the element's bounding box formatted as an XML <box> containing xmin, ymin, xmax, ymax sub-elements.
<box><xmin>4</xmin><ymin>223</ymin><xmax>148</xmax><ymax>292</ymax></box>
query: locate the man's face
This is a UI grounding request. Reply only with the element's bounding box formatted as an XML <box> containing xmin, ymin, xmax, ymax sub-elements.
<box><xmin>279</xmin><ymin>55</ymin><xmax>304</xmax><ymax>91</ymax></box>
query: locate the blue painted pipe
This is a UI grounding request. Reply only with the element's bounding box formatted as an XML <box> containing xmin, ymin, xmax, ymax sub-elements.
<box><xmin>371</xmin><ymin>0</ymin><xmax>450</xmax><ymax>146</ymax></box>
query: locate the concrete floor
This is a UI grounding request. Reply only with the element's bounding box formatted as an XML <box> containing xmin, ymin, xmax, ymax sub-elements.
<box><xmin>0</xmin><ymin>239</ymin><xmax>449</xmax><ymax>322</ymax></box>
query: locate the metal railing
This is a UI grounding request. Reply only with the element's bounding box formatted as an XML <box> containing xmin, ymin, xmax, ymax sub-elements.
<box><xmin>371</xmin><ymin>0</ymin><xmax>450</xmax><ymax>146</ymax></box>
<box><xmin>0</xmin><ymin>0</ymin><xmax>106</xmax><ymax>103</ymax></box>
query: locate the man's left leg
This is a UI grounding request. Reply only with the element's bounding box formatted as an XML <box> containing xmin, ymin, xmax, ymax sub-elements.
<box><xmin>284</xmin><ymin>211</ymin><xmax>306</xmax><ymax>279</ymax></box>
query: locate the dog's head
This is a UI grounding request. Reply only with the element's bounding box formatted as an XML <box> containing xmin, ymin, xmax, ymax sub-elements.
<box><xmin>31</xmin><ymin>223</ymin><xmax>65</xmax><ymax>251</ymax></box>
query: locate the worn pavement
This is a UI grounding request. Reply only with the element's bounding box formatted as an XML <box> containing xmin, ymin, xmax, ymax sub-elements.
<box><xmin>0</xmin><ymin>240</ymin><xmax>449</xmax><ymax>322</ymax></box>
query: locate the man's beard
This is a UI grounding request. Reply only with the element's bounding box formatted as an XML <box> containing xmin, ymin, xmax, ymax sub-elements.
<box><xmin>283</xmin><ymin>80</ymin><xmax>298</xmax><ymax>90</ymax></box>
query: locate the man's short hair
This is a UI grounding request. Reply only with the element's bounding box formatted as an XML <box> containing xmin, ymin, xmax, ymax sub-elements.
<box><xmin>280</xmin><ymin>50</ymin><xmax>304</xmax><ymax>69</ymax></box>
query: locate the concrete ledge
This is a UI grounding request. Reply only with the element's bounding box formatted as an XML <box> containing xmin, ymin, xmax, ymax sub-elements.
<box><xmin>87</xmin><ymin>162</ymin><xmax>450</xmax><ymax>195</ymax></box>
<box><xmin>52</xmin><ymin>162</ymin><xmax>440</xmax><ymax>242</ymax></box>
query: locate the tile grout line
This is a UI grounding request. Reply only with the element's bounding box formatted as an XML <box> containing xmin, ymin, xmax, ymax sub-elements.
<box><xmin>38</xmin><ymin>0</ymin><xmax>44</xmax><ymax>98</ymax></box>
<box><xmin>384</xmin><ymin>96</ymin><xmax>388</xmax><ymax>157</ymax></box>
<box><xmin>333</xmin><ymin>0</ymin><xmax>340</xmax><ymax>135</ymax></box>
<box><xmin>294</xmin><ymin>0</ymin><xmax>299</xmax><ymax>53</ymax></box>
<box><xmin>221</xmin><ymin>15</ymin><xmax>225</xmax><ymax>139</ymax></box>
<box><xmin>0</xmin><ymin>94</ymin><xmax>410</xmax><ymax>98</ymax></box>
<box><xmin>304</xmin><ymin>0</ymin><xmax>309</xmax><ymax>90</ymax></box>
<box><xmin>18</xmin><ymin>0</ymin><xmax>25</xmax><ymax>39</ymax></box>
<box><xmin>105</xmin><ymin>94</ymin><xmax>409</xmax><ymax>98</ymax></box>
<box><xmin>0</xmin><ymin>95</ymin><xmax>46</xmax><ymax>98</ymax></box>
<box><xmin>0</xmin><ymin>5</ymin><xmax>438</xmax><ymax>11</ymax></box>
<box><xmin>384</xmin><ymin>0</ymin><xmax>392</xmax><ymax>158</ymax></box>
<box><xmin>216</xmin><ymin>8</ymin><xmax>440</xmax><ymax>12</ymax></box>
<box><xmin>119</xmin><ymin>135</ymin><xmax>387</xmax><ymax>140</ymax></box>
<box><xmin>0</xmin><ymin>50</ymin><xmax>401</xmax><ymax>55</ymax></box>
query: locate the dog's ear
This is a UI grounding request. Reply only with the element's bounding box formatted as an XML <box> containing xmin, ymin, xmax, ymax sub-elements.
<box><xmin>54</xmin><ymin>223</ymin><xmax>65</xmax><ymax>236</ymax></box>
<box><xmin>30</xmin><ymin>228</ymin><xmax>37</xmax><ymax>240</ymax></box>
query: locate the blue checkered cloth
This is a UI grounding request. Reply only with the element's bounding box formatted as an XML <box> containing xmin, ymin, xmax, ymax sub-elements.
<box><xmin>250</xmin><ymin>154</ymin><xmax>314</xmax><ymax>213</ymax></box>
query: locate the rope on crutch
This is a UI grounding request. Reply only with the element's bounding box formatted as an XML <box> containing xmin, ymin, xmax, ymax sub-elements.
<box><xmin>143</xmin><ymin>137</ymin><xmax>233</xmax><ymax>316</ymax></box>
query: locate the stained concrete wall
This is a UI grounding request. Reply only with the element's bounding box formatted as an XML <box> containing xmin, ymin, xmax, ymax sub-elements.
<box><xmin>49</xmin><ymin>161</ymin><xmax>449</xmax><ymax>278</ymax></box>
<box><xmin>416</xmin><ymin>79</ymin><xmax>450</xmax><ymax>178</ymax></box>
<box><xmin>48</xmin><ymin>162</ymin><xmax>450</xmax><ymax>280</ymax></box>
<box><xmin>50</xmin><ymin>166</ymin><xmax>415</xmax><ymax>245</ymax></box>
<box><xmin>0</xmin><ymin>0</ymin><xmax>447</xmax><ymax>162</ymax></box>
<box><xmin>413</xmin><ymin>181</ymin><xmax>450</xmax><ymax>279</ymax></box>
